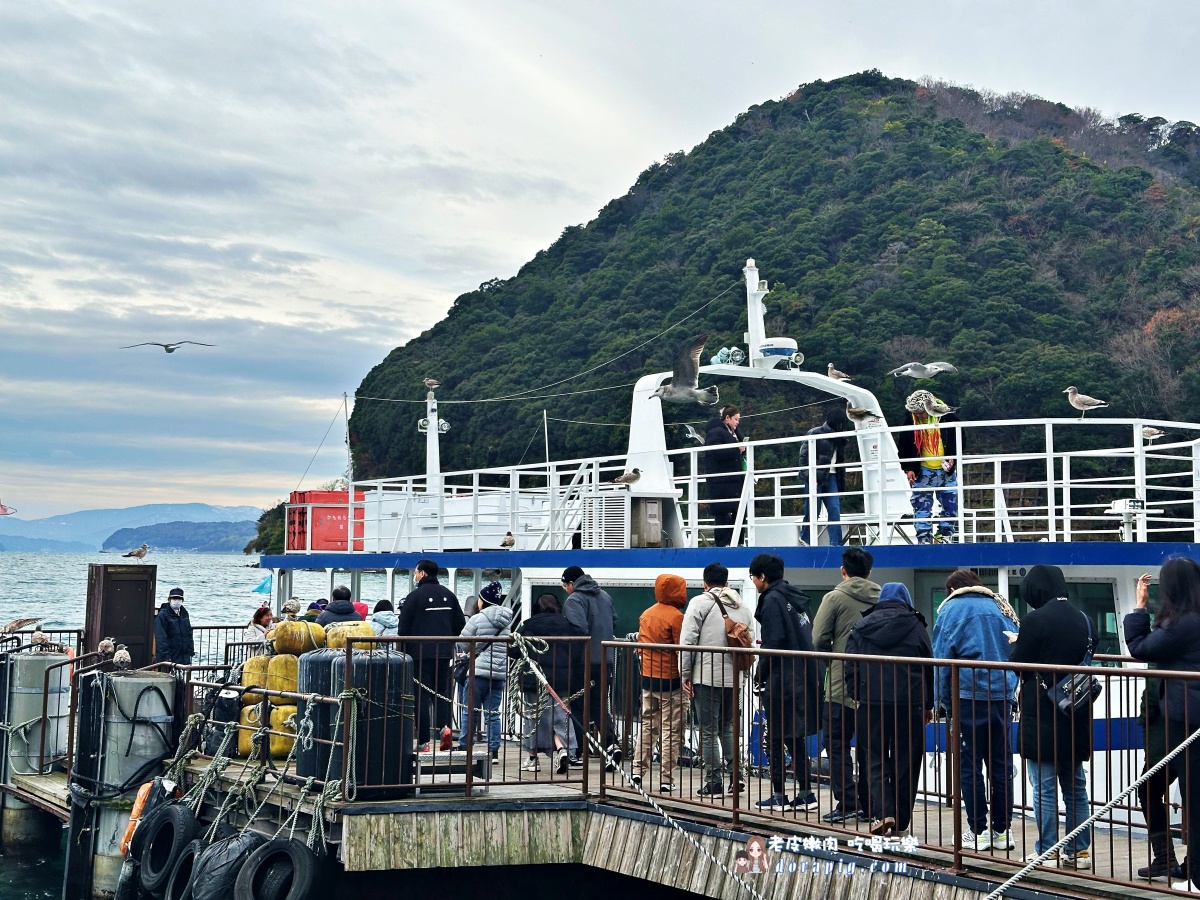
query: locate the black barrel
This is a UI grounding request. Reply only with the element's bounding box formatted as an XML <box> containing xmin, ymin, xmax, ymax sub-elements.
<box><xmin>296</xmin><ymin>649</ymin><xmax>343</xmax><ymax>779</ymax></box>
<box><xmin>331</xmin><ymin>648</ymin><xmax>414</xmax><ymax>800</ymax></box>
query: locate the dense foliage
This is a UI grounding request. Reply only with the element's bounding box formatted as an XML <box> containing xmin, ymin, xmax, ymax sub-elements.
<box><xmin>244</xmin><ymin>503</ymin><xmax>285</xmax><ymax>555</ymax></box>
<box><xmin>103</xmin><ymin>520</ymin><xmax>258</xmax><ymax>553</ymax></box>
<box><xmin>351</xmin><ymin>71</ymin><xmax>1200</xmax><ymax>479</ymax></box>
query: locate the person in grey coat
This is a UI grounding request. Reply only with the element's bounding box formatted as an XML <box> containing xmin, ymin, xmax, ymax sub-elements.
<box><xmin>369</xmin><ymin>599</ymin><xmax>400</xmax><ymax>636</ymax></box>
<box><xmin>562</xmin><ymin>565</ymin><xmax>621</xmax><ymax>764</ymax></box>
<box><xmin>680</xmin><ymin>562</ymin><xmax>754</xmax><ymax>796</ymax></box>
<box><xmin>456</xmin><ymin>582</ymin><xmax>514</xmax><ymax>757</ymax></box>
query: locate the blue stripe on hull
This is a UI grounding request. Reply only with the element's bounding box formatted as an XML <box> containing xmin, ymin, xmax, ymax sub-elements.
<box><xmin>922</xmin><ymin>718</ymin><xmax>1143</xmax><ymax>753</ymax></box>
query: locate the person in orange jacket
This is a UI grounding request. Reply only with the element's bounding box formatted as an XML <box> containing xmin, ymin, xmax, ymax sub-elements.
<box><xmin>632</xmin><ymin>574</ymin><xmax>688</xmax><ymax>793</ymax></box>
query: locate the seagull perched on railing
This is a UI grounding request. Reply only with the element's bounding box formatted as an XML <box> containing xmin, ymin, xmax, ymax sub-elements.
<box><xmin>123</xmin><ymin>543</ymin><xmax>149</xmax><ymax>562</ymax></box>
<box><xmin>889</xmin><ymin>361</ymin><xmax>958</xmax><ymax>379</ymax></box>
<box><xmin>611</xmin><ymin>469</ymin><xmax>642</xmax><ymax>487</ymax></box>
<box><xmin>120</xmin><ymin>341</ymin><xmax>215</xmax><ymax>353</ymax></box>
<box><xmin>1143</xmin><ymin>427</ymin><xmax>1168</xmax><ymax>442</ymax></box>
<box><xmin>682</xmin><ymin>424</ymin><xmax>705</xmax><ymax>445</ymax></box>
<box><xmin>423</xmin><ymin>378</ymin><xmax>439</xmax><ymax>391</ymax></box>
<box><xmin>500</xmin><ymin>531</ymin><xmax>515</xmax><ymax>548</ymax></box>
<box><xmin>113</xmin><ymin>644</ymin><xmax>132</xmax><ymax>669</ymax></box>
<box><xmin>98</xmin><ymin>637</ymin><xmax>116</xmax><ymax>655</ymax></box>
<box><xmin>649</xmin><ymin>336</ymin><xmax>719</xmax><ymax>407</ymax></box>
<box><xmin>846</xmin><ymin>405</ymin><xmax>877</xmax><ymax>423</ymax></box>
<box><xmin>1064</xmin><ymin>386</ymin><xmax>1109</xmax><ymax>418</ymax></box>
<box><xmin>827</xmin><ymin>363</ymin><xmax>852</xmax><ymax>382</ymax></box>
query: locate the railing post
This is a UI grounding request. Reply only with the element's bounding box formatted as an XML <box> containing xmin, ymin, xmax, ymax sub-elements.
<box><xmin>806</xmin><ymin>436</ymin><xmax>817</xmax><ymax>546</ymax></box>
<box><xmin>471</xmin><ymin>472</ymin><xmax>480</xmax><ymax>552</ymax></box>
<box><xmin>731</xmin><ymin>661</ymin><xmax>741</xmax><ymax>827</ymax></box>
<box><xmin>1134</xmin><ymin>423</ymin><xmax>1148</xmax><ymax>542</ymax></box>
<box><xmin>955</xmin><ymin>424</ymin><xmax>965</xmax><ymax>542</ymax></box>
<box><xmin>1044</xmin><ymin>422</ymin><xmax>1057</xmax><ymax>542</ymax></box>
<box><xmin>877</xmin><ymin>428</ymin><xmax>888</xmax><ymax>544</ymax></box>
<box><xmin>1062</xmin><ymin>455</ymin><xmax>1073</xmax><ymax>541</ymax></box>
<box><xmin>375</xmin><ymin>484</ymin><xmax>383</xmax><ymax>553</ymax></box>
<box><xmin>510</xmin><ymin>470</ymin><xmax>520</xmax><ymax>539</ymax></box>
<box><xmin>993</xmin><ymin>459</ymin><xmax>1006</xmax><ymax>542</ymax></box>
<box><xmin>464</xmin><ymin>642</ymin><xmax>477</xmax><ymax>797</ymax></box>
<box><xmin>746</xmin><ymin>443</ymin><xmax>756</xmax><ymax>546</ymax></box>
<box><xmin>1193</xmin><ymin>441</ymin><xmax>1200</xmax><ymax>543</ymax></box>
<box><xmin>949</xmin><ymin>666</ymin><xmax>963</xmax><ymax>873</ymax></box>
<box><xmin>689</xmin><ymin>450</ymin><xmax>699</xmax><ymax>547</ymax></box>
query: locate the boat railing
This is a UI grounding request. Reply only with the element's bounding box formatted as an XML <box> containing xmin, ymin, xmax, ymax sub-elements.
<box><xmin>323</xmin><ymin>416</ymin><xmax>1200</xmax><ymax>552</ymax></box>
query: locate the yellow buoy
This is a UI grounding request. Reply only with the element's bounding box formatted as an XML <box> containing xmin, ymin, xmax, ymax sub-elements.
<box><xmin>241</xmin><ymin>654</ymin><xmax>270</xmax><ymax>706</ymax></box>
<box><xmin>269</xmin><ymin>705</ymin><xmax>297</xmax><ymax>758</ymax></box>
<box><xmin>270</xmin><ymin>621</ymin><xmax>326</xmax><ymax>656</ymax></box>
<box><xmin>324</xmin><ymin>621</ymin><xmax>377</xmax><ymax>649</ymax></box>
<box><xmin>237</xmin><ymin>704</ymin><xmax>265</xmax><ymax>757</ymax></box>
<box><xmin>266</xmin><ymin>654</ymin><xmax>299</xmax><ymax>706</ymax></box>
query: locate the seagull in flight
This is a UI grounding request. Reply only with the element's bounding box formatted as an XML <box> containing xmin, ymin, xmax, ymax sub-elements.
<box><xmin>1064</xmin><ymin>386</ymin><xmax>1109</xmax><ymax>418</ymax></box>
<box><xmin>649</xmin><ymin>335</ymin><xmax>719</xmax><ymax>406</ymax></box>
<box><xmin>889</xmin><ymin>361</ymin><xmax>958</xmax><ymax>379</ymax></box>
<box><xmin>121</xmin><ymin>341</ymin><xmax>215</xmax><ymax>353</ymax></box>
<box><xmin>827</xmin><ymin>363</ymin><xmax>852</xmax><ymax>382</ymax></box>
<box><xmin>682</xmin><ymin>424</ymin><xmax>705</xmax><ymax>445</ymax></box>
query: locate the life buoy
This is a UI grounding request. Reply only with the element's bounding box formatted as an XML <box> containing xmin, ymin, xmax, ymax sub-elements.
<box><xmin>119</xmin><ymin>781</ymin><xmax>154</xmax><ymax>856</ymax></box>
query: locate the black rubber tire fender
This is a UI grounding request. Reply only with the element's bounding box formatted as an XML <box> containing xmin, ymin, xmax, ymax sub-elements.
<box><xmin>164</xmin><ymin>838</ymin><xmax>203</xmax><ymax>900</ymax></box>
<box><xmin>191</xmin><ymin>831</ymin><xmax>268</xmax><ymax>900</ymax></box>
<box><xmin>128</xmin><ymin>801</ymin><xmax>173</xmax><ymax>864</ymax></box>
<box><xmin>233</xmin><ymin>839</ymin><xmax>319</xmax><ymax>900</ymax></box>
<box><xmin>139</xmin><ymin>804</ymin><xmax>200</xmax><ymax>896</ymax></box>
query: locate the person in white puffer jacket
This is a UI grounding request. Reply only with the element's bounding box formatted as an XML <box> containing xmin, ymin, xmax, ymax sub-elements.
<box><xmin>680</xmin><ymin>561</ymin><xmax>754</xmax><ymax>796</ymax></box>
<box><xmin>456</xmin><ymin>582</ymin><xmax>514</xmax><ymax>759</ymax></box>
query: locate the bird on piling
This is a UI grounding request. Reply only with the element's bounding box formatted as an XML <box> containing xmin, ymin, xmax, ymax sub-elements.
<box><xmin>98</xmin><ymin>637</ymin><xmax>116</xmax><ymax>655</ymax></box>
<box><xmin>611</xmin><ymin>469</ymin><xmax>642</xmax><ymax>487</ymax></box>
<box><xmin>846</xmin><ymin>405</ymin><xmax>877</xmax><ymax>423</ymax></box>
<box><xmin>649</xmin><ymin>336</ymin><xmax>720</xmax><ymax>407</ymax></box>
<box><xmin>423</xmin><ymin>378</ymin><xmax>439</xmax><ymax>391</ymax></box>
<box><xmin>1143</xmin><ymin>427</ymin><xmax>1167</xmax><ymax>442</ymax></box>
<box><xmin>500</xmin><ymin>531</ymin><xmax>515</xmax><ymax>548</ymax></box>
<box><xmin>113</xmin><ymin>645</ymin><xmax>132</xmax><ymax>669</ymax></box>
<box><xmin>31</xmin><ymin>626</ymin><xmax>48</xmax><ymax>648</ymax></box>
<box><xmin>123</xmin><ymin>543</ymin><xmax>149</xmax><ymax>562</ymax></box>
<box><xmin>682</xmin><ymin>424</ymin><xmax>705</xmax><ymax>445</ymax></box>
<box><xmin>922</xmin><ymin>397</ymin><xmax>958</xmax><ymax>419</ymax></box>
<box><xmin>120</xmin><ymin>341</ymin><xmax>215</xmax><ymax>353</ymax></box>
<box><xmin>827</xmin><ymin>363</ymin><xmax>852</xmax><ymax>382</ymax></box>
<box><xmin>889</xmin><ymin>361</ymin><xmax>958</xmax><ymax>379</ymax></box>
<box><xmin>1064</xmin><ymin>386</ymin><xmax>1109</xmax><ymax>418</ymax></box>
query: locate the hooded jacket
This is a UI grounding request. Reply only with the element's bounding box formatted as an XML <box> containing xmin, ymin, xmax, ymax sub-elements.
<box><xmin>1125</xmin><ymin>608</ymin><xmax>1200</xmax><ymax>726</ymax></box>
<box><xmin>397</xmin><ymin>573</ymin><xmax>468</xmax><ymax>660</ymax></box>
<box><xmin>679</xmin><ymin>585</ymin><xmax>753</xmax><ymax>687</ymax></box>
<box><xmin>931</xmin><ymin>585</ymin><xmax>1019</xmax><ymax>711</ymax></box>
<box><xmin>812</xmin><ymin>576</ymin><xmax>880</xmax><ymax>707</ymax></box>
<box><xmin>844</xmin><ymin>583</ymin><xmax>934</xmax><ymax>708</ymax></box>
<box><xmin>1009</xmin><ymin>565</ymin><xmax>1093</xmax><ymax>764</ymax></box>
<box><xmin>508</xmin><ymin>608</ymin><xmax>586</xmax><ymax>695</ymax></box>
<box><xmin>317</xmin><ymin>598</ymin><xmax>363</xmax><ymax>627</ymax></box>
<box><xmin>637</xmin><ymin>575</ymin><xmax>687</xmax><ymax>685</ymax></box>
<box><xmin>369</xmin><ymin>610</ymin><xmax>400</xmax><ymax>636</ymax></box>
<box><xmin>563</xmin><ymin>574</ymin><xmax>617</xmax><ymax>667</ymax></box>
<box><xmin>798</xmin><ymin>422</ymin><xmax>849</xmax><ymax>490</ymax></box>
<box><xmin>755</xmin><ymin>579</ymin><xmax>823</xmax><ymax>736</ymax></box>
<box><xmin>458</xmin><ymin>602</ymin><xmax>515</xmax><ymax>682</ymax></box>
<box><xmin>154</xmin><ymin>602</ymin><xmax>194</xmax><ymax>664</ymax></box>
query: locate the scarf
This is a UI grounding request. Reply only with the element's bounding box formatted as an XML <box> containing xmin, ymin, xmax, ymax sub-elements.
<box><xmin>940</xmin><ymin>585</ymin><xmax>1020</xmax><ymax>626</ymax></box>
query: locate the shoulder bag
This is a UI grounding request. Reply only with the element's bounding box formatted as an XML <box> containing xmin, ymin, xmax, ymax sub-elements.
<box><xmin>1042</xmin><ymin>610</ymin><xmax>1102</xmax><ymax>715</ymax></box>
<box><xmin>708</xmin><ymin>592</ymin><xmax>754</xmax><ymax>673</ymax></box>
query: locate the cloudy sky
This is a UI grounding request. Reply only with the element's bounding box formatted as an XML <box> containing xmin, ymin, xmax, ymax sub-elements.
<box><xmin>2</xmin><ymin>1</ymin><xmax>1196</xmax><ymax>518</ymax></box>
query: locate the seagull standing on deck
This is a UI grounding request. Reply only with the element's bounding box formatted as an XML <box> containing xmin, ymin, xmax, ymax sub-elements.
<box><xmin>612</xmin><ymin>469</ymin><xmax>642</xmax><ymax>487</ymax></box>
<box><xmin>123</xmin><ymin>543</ymin><xmax>149</xmax><ymax>562</ymax></box>
<box><xmin>120</xmin><ymin>342</ymin><xmax>215</xmax><ymax>353</ymax></box>
<box><xmin>827</xmin><ymin>363</ymin><xmax>852</xmax><ymax>382</ymax></box>
<box><xmin>649</xmin><ymin>336</ymin><xmax>720</xmax><ymax>406</ymax></box>
<box><xmin>1064</xmin><ymin>386</ymin><xmax>1109</xmax><ymax>418</ymax></box>
<box><xmin>500</xmin><ymin>531</ymin><xmax>515</xmax><ymax>548</ymax></box>
<box><xmin>889</xmin><ymin>361</ymin><xmax>958</xmax><ymax>379</ymax></box>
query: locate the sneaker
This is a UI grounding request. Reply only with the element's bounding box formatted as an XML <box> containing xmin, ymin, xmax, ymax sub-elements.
<box><xmin>698</xmin><ymin>781</ymin><xmax>724</xmax><ymax>796</ymax></box>
<box><xmin>916</xmin><ymin>534</ymin><xmax>933</xmax><ymax>545</ymax></box>
<box><xmin>660</xmin><ymin>782</ymin><xmax>674</xmax><ymax>794</ymax></box>
<box><xmin>791</xmin><ymin>791</ymin><xmax>819</xmax><ymax>811</ymax></box>
<box><xmin>1172</xmin><ymin>880</ymin><xmax>1200</xmax><ymax>894</ymax></box>
<box><xmin>439</xmin><ymin>726</ymin><xmax>453</xmax><ymax>751</ymax></box>
<box><xmin>1061</xmin><ymin>849</ymin><xmax>1090</xmax><ymax>869</ymax></box>
<box><xmin>990</xmin><ymin>830</ymin><xmax>1016</xmax><ymax>851</ymax></box>
<box><xmin>568</xmin><ymin>755</ymin><xmax>584</xmax><ymax>768</ymax></box>
<box><xmin>630</xmin><ymin>773</ymin><xmax>643</xmax><ymax>788</ymax></box>
<box><xmin>554</xmin><ymin>748</ymin><xmax>569</xmax><ymax>775</ymax></box>
<box><xmin>1138</xmin><ymin>859</ymin><xmax>1185</xmax><ymax>881</ymax></box>
<box><xmin>756</xmin><ymin>793</ymin><xmax>789</xmax><ymax>809</ymax></box>
<box><xmin>822</xmin><ymin>805</ymin><xmax>859</xmax><ymax>824</ymax></box>
<box><xmin>606</xmin><ymin>743</ymin><xmax>623</xmax><ymax>764</ymax></box>
<box><xmin>869</xmin><ymin>818</ymin><xmax>895</xmax><ymax>836</ymax></box>
<box><xmin>1024</xmin><ymin>851</ymin><xmax>1058</xmax><ymax>865</ymax></box>
<box><xmin>520</xmin><ymin>757</ymin><xmax>540</xmax><ymax>772</ymax></box>
<box><xmin>963</xmin><ymin>829</ymin><xmax>991</xmax><ymax>851</ymax></box>
<box><xmin>490</xmin><ymin>750</ymin><xmax>499</xmax><ymax>764</ymax></box>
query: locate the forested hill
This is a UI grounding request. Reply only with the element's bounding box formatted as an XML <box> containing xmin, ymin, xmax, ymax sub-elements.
<box><xmin>351</xmin><ymin>71</ymin><xmax>1200</xmax><ymax>479</ymax></box>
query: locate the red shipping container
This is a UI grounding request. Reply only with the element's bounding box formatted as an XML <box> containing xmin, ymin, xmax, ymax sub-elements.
<box><xmin>287</xmin><ymin>491</ymin><xmax>364</xmax><ymax>551</ymax></box>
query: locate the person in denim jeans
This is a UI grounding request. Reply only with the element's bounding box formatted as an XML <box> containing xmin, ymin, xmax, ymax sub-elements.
<box><xmin>932</xmin><ymin>569</ymin><xmax>1020</xmax><ymax>852</ymax></box>
<box><xmin>1009</xmin><ymin>565</ymin><xmax>1093</xmax><ymax>868</ymax></box>
<box><xmin>895</xmin><ymin>390</ymin><xmax>959</xmax><ymax>544</ymax></box>
<box><xmin>456</xmin><ymin>582</ymin><xmax>513</xmax><ymax>760</ymax></box>
<box><xmin>798</xmin><ymin>406</ymin><xmax>851</xmax><ymax>547</ymax></box>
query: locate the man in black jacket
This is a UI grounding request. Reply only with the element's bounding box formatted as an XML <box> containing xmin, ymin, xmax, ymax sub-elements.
<box><xmin>562</xmin><ymin>565</ymin><xmax>621</xmax><ymax>767</ymax></box>
<box><xmin>316</xmin><ymin>585</ymin><xmax>362</xmax><ymax>626</ymax></box>
<box><xmin>750</xmin><ymin>553</ymin><xmax>823</xmax><ymax>811</ymax></box>
<box><xmin>845</xmin><ymin>582</ymin><xmax>934</xmax><ymax>836</ymax></box>
<box><xmin>703</xmin><ymin>405</ymin><xmax>747</xmax><ymax>547</ymax></box>
<box><xmin>154</xmin><ymin>587</ymin><xmax>194</xmax><ymax>664</ymax></box>
<box><xmin>398</xmin><ymin>559</ymin><xmax>467</xmax><ymax>750</ymax></box>
<box><xmin>798</xmin><ymin>406</ymin><xmax>851</xmax><ymax>547</ymax></box>
<box><xmin>895</xmin><ymin>390</ymin><xmax>960</xmax><ymax>544</ymax></box>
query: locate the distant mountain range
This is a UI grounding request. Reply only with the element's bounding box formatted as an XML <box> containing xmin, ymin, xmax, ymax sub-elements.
<box><xmin>102</xmin><ymin>520</ymin><xmax>259</xmax><ymax>553</ymax></box>
<box><xmin>0</xmin><ymin>503</ymin><xmax>264</xmax><ymax>551</ymax></box>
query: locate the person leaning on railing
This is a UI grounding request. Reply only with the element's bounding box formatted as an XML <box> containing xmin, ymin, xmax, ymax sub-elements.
<box><xmin>930</xmin><ymin>568</ymin><xmax>1019</xmax><ymax>853</ymax></box>
<box><xmin>1008</xmin><ymin>564</ymin><xmax>1093</xmax><ymax>869</ymax></box>
<box><xmin>1124</xmin><ymin>558</ymin><xmax>1200</xmax><ymax>892</ymax></box>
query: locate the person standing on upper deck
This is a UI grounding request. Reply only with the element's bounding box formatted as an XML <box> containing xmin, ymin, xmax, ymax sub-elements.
<box><xmin>931</xmin><ymin>568</ymin><xmax>1019</xmax><ymax>854</ymax></box>
<box><xmin>562</xmin><ymin>565</ymin><xmax>622</xmax><ymax>768</ymax></box>
<box><xmin>751</xmin><ymin>553</ymin><xmax>823</xmax><ymax>811</ymax></box>
<box><xmin>895</xmin><ymin>390</ymin><xmax>959</xmax><ymax>545</ymax></box>
<box><xmin>812</xmin><ymin>547</ymin><xmax>879</xmax><ymax>823</ymax></box>
<box><xmin>154</xmin><ymin>587</ymin><xmax>194</xmax><ymax>665</ymax></box>
<box><xmin>798</xmin><ymin>406</ymin><xmax>851</xmax><ymax>547</ymax></box>
<box><xmin>398</xmin><ymin>559</ymin><xmax>467</xmax><ymax>751</ymax></box>
<box><xmin>703</xmin><ymin>404</ymin><xmax>747</xmax><ymax>548</ymax></box>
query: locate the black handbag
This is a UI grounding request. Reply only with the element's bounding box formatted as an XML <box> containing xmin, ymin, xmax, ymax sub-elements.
<box><xmin>1043</xmin><ymin>611</ymin><xmax>1102</xmax><ymax>715</ymax></box>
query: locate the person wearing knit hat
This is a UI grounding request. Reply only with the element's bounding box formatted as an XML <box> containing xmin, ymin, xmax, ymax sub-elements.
<box><xmin>632</xmin><ymin>574</ymin><xmax>688</xmax><ymax>793</ymax></box>
<box><xmin>896</xmin><ymin>389</ymin><xmax>960</xmax><ymax>544</ymax></box>
<box><xmin>562</xmin><ymin>566</ymin><xmax>621</xmax><ymax>767</ymax></box>
<box><xmin>456</xmin><ymin>581</ymin><xmax>514</xmax><ymax>759</ymax></box>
